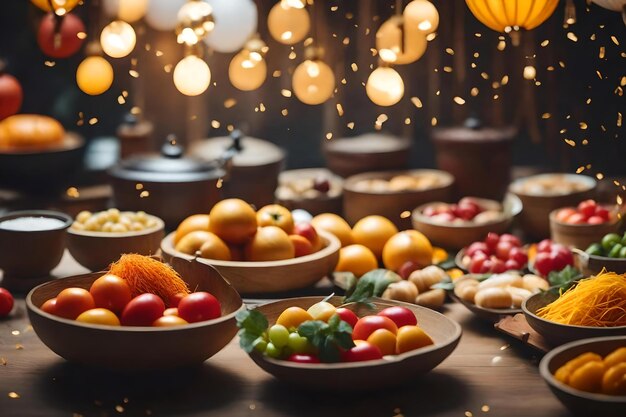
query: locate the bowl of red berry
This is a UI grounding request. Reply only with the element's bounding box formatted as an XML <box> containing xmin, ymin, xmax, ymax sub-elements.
<box><xmin>412</xmin><ymin>194</ymin><xmax>522</xmax><ymax>250</ymax></box>
<box><xmin>456</xmin><ymin>232</ymin><xmax>528</xmax><ymax>274</ymax></box>
<box><xmin>550</xmin><ymin>199</ymin><xmax>622</xmax><ymax>250</ymax></box>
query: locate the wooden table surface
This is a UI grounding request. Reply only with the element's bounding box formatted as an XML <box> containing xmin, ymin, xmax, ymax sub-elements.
<box><xmin>0</xmin><ymin>254</ymin><xmax>573</xmax><ymax>417</ymax></box>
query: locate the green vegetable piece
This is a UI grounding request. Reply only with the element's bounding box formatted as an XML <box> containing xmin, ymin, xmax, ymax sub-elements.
<box><xmin>621</xmin><ymin>232</ymin><xmax>626</xmax><ymax>247</ymax></box>
<box><xmin>343</xmin><ymin>269</ymin><xmax>402</xmax><ymax>304</ymax></box>
<box><xmin>608</xmin><ymin>243</ymin><xmax>623</xmax><ymax>258</ymax></box>
<box><xmin>547</xmin><ymin>265</ymin><xmax>583</xmax><ymax>294</ymax></box>
<box><xmin>601</xmin><ymin>233</ymin><xmax>621</xmax><ymax>251</ymax></box>
<box><xmin>585</xmin><ymin>243</ymin><xmax>604</xmax><ymax>256</ymax></box>
<box><xmin>236</xmin><ymin>309</ymin><xmax>269</xmax><ymax>353</ymax></box>
<box><xmin>619</xmin><ymin>246</ymin><xmax>626</xmax><ymax>259</ymax></box>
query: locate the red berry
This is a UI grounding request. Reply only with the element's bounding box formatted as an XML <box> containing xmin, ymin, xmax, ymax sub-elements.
<box><xmin>537</xmin><ymin>239</ymin><xmax>553</xmax><ymax>253</ymax></box>
<box><xmin>485</xmin><ymin>233</ymin><xmax>500</xmax><ymax>250</ymax></box>
<box><xmin>577</xmin><ymin>199</ymin><xmax>597</xmax><ymax>218</ymax></box>
<box><xmin>495</xmin><ymin>241</ymin><xmax>514</xmax><ymax>261</ymax></box>
<box><xmin>509</xmin><ymin>247</ymin><xmax>528</xmax><ymax>265</ymax></box>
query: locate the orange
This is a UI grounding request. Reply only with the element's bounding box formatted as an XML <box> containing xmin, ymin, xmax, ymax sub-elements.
<box><xmin>256</xmin><ymin>204</ymin><xmax>294</xmax><ymax>234</ymax></box>
<box><xmin>175</xmin><ymin>230</ymin><xmax>212</xmax><ymax>255</ymax></box>
<box><xmin>244</xmin><ymin>226</ymin><xmax>295</xmax><ymax>261</ymax></box>
<box><xmin>335</xmin><ymin>244</ymin><xmax>378</xmax><ymax>277</ymax></box>
<box><xmin>276</xmin><ymin>307</ymin><xmax>314</xmax><ymax>329</ymax></box>
<box><xmin>431</xmin><ymin>247</ymin><xmax>448</xmax><ymax>264</ymax></box>
<box><xmin>209</xmin><ymin>198</ymin><xmax>257</xmax><ymax>244</ymax></box>
<box><xmin>174</xmin><ymin>214</ymin><xmax>210</xmax><ymax>245</ymax></box>
<box><xmin>199</xmin><ymin>232</ymin><xmax>231</xmax><ymax>261</ymax></box>
<box><xmin>382</xmin><ymin>230</ymin><xmax>433</xmax><ymax>272</ymax></box>
<box><xmin>395</xmin><ymin>325</ymin><xmax>434</xmax><ymax>354</ymax></box>
<box><xmin>288</xmin><ymin>234</ymin><xmax>314</xmax><ymax>257</ymax></box>
<box><xmin>351</xmin><ymin>215</ymin><xmax>398</xmax><ymax>258</ymax></box>
<box><xmin>311</xmin><ymin>213</ymin><xmax>353</xmax><ymax>247</ymax></box>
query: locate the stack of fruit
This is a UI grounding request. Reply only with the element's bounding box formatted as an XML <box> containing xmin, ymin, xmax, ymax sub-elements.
<box><xmin>421</xmin><ymin>197</ymin><xmax>504</xmax><ymax>225</ymax></box>
<box><xmin>461</xmin><ymin>233</ymin><xmax>528</xmax><ymax>274</ymax></box>
<box><xmin>531</xmin><ymin>239</ymin><xmax>575</xmax><ymax>276</ymax></box>
<box><xmin>586</xmin><ymin>232</ymin><xmax>626</xmax><ymax>258</ymax></box>
<box><xmin>554</xmin><ymin>200</ymin><xmax>613</xmax><ymax>225</ymax></box>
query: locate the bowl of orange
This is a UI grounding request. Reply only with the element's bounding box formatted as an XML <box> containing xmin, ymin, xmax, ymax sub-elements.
<box><xmin>161</xmin><ymin>199</ymin><xmax>341</xmax><ymax>294</ymax></box>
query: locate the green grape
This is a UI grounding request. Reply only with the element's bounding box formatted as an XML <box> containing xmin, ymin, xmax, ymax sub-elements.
<box><xmin>253</xmin><ymin>337</ymin><xmax>268</xmax><ymax>353</ymax></box>
<box><xmin>287</xmin><ymin>332</ymin><xmax>310</xmax><ymax>353</ymax></box>
<box><xmin>268</xmin><ymin>324</ymin><xmax>289</xmax><ymax>348</ymax></box>
<box><xmin>265</xmin><ymin>342</ymin><xmax>282</xmax><ymax>358</ymax></box>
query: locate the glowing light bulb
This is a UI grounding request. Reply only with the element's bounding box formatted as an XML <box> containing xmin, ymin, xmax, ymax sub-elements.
<box><xmin>177</xmin><ymin>0</ymin><xmax>214</xmax><ymax>45</ymax></box>
<box><xmin>103</xmin><ymin>0</ymin><xmax>148</xmax><ymax>23</ymax></box>
<box><xmin>31</xmin><ymin>0</ymin><xmax>80</xmax><ymax>15</ymax></box>
<box><xmin>76</xmin><ymin>56</ymin><xmax>114</xmax><ymax>95</ymax></box>
<box><xmin>404</xmin><ymin>0</ymin><xmax>439</xmax><ymax>34</ymax></box>
<box><xmin>366</xmin><ymin>67</ymin><xmax>405</xmax><ymax>106</ymax></box>
<box><xmin>376</xmin><ymin>16</ymin><xmax>427</xmax><ymax>65</ymax></box>
<box><xmin>268</xmin><ymin>1</ymin><xmax>310</xmax><ymax>45</ymax></box>
<box><xmin>173</xmin><ymin>55</ymin><xmax>211</xmax><ymax>96</ymax></box>
<box><xmin>100</xmin><ymin>21</ymin><xmax>136</xmax><ymax>58</ymax></box>
<box><xmin>228</xmin><ymin>40</ymin><xmax>267</xmax><ymax>91</ymax></box>
<box><xmin>292</xmin><ymin>59</ymin><xmax>335</xmax><ymax>105</ymax></box>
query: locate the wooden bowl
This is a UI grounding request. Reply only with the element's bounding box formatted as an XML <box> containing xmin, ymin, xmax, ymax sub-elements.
<box><xmin>448</xmin><ymin>275</ymin><xmax>521</xmax><ymax>322</ymax></box>
<box><xmin>160</xmin><ymin>230</ymin><xmax>341</xmax><ymax>294</ymax></box>
<box><xmin>539</xmin><ymin>336</ymin><xmax>626</xmax><ymax>416</ymax></box>
<box><xmin>522</xmin><ymin>292</ymin><xmax>626</xmax><ymax>347</ymax></box>
<box><xmin>26</xmin><ymin>257</ymin><xmax>244</xmax><ymax>370</ymax></box>
<box><xmin>550</xmin><ymin>208</ymin><xmax>622</xmax><ymax>250</ymax></box>
<box><xmin>0</xmin><ymin>210</ymin><xmax>72</xmax><ymax>282</ymax></box>
<box><xmin>509</xmin><ymin>174</ymin><xmax>597</xmax><ymax>239</ymax></box>
<box><xmin>573</xmin><ymin>248</ymin><xmax>626</xmax><ymax>276</ymax></box>
<box><xmin>247</xmin><ymin>296</ymin><xmax>462</xmax><ymax>390</ymax></box>
<box><xmin>275</xmin><ymin>168</ymin><xmax>344</xmax><ymax>216</ymax></box>
<box><xmin>412</xmin><ymin>194</ymin><xmax>523</xmax><ymax>250</ymax></box>
<box><xmin>343</xmin><ymin>169</ymin><xmax>454</xmax><ymax>230</ymax></box>
<box><xmin>67</xmin><ymin>214</ymin><xmax>165</xmax><ymax>272</ymax></box>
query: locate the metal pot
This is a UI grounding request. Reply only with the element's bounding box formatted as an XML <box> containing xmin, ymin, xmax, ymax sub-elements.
<box><xmin>109</xmin><ymin>137</ymin><xmax>225</xmax><ymax>229</ymax></box>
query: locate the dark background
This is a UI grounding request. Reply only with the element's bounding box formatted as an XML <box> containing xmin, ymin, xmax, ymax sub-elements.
<box><xmin>0</xmin><ymin>0</ymin><xmax>624</xmax><ymax>179</ymax></box>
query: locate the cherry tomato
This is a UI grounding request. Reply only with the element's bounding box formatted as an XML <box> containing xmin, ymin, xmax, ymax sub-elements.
<box><xmin>565</xmin><ymin>213</ymin><xmax>587</xmax><ymax>224</ymax></box>
<box><xmin>587</xmin><ymin>216</ymin><xmax>605</xmax><ymax>225</ymax></box>
<box><xmin>178</xmin><ymin>292</ymin><xmax>221</xmax><ymax>323</ymax></box>
<box><xmin>0</xmin><ymin>288</ymin><xmax>14</xmax><ymax>317</ymax></box>
<box><xmin>479</xmin><ymin>259</ymin><xmax>494</xmax><ymax>274</ymax></box>
<box><xmin>76</xmin><ymin>308</ymin><xmax>120</xmax><ymax>326</ymax></box>
<box><xmin>335</xmin><ymin>308</ymin><xmax>358</xmax><ymax>328</ymax></box>
<box><xmin>121</xmin><ymin>294</ymin><xmax>165</xmax><ymax>326</ymax></box>
<box><xmin>153</xmin><ymin>315</ymin><xmax>188</xmax><ymax>327</ymax></box>
<box><xmin>466</xmin><ymin>242</ymin><xmax>489</xmax><ymax>258</ymax></box>
<box><xmin>287</xmin><ymin>354</ymin><xmax>320</xmax><ymax>364</ymax></box>
<box><xmin>499</xmin><ymin>234</ymin><xmax>521</xmax><ymax>247</ymax></box>
<box><xmin>352</xmin><ymin>315</ymin><xmax>398</xmax><ymax>341</ymax></box>
<box><xmin>55</xmin><ymin>288</ymin><xmax>96</xmax><ymax>320</ymax></box>
<box><xmin>495</xmin><ymin>241</ymin><xmax>514</xmax><ymax>260</ymax></box>
<box><xmin>396</xmin><ymin>325</ymin><xmax>434</xmax><ymax>354</ymax></box>
<box><xmin>343</xmin><ymin>341</ymin><xmax>383</xmax><ymax>362</ymax></box>
<box><xmin>551</xmin><ymin>245</ymin><xmax>574</xmax><ymax>271</ymax></box>
<box><xmin>555</xmin><ymin>208</ymin><xmax>576</xmax><ymax>223</ymax></box>
<box><xmin>504</xmin><ymin>259</ymin><xmax>522</xmax><ymax>271</ymax></box>
<box><xmin>89</xmin><ymin>274</ymin><xmax>132</xmax><ymax>314</ymax></box>
<box><xmin>41</xmin><ymin>298</ymin><xmax>58</xmax><ymax>315</ymax></box>
<box><xmin>490</xmin><ymin>258</ymin><xmax>506</xmax><ymax>273</ymax></box>
<box><xmin>485</xmin><ymin>232</ymin><xmax>500</xmax><ymax>250</ymax></box>
<box><xmin>534</xmin><ymin>251</ymin><xmax>554</xmax><ymax>276</ymax></box>
<box><xmin>366</xmin><ymin>328</ymin><xmax>397</xmax><ymax>356</ymax></box>
<box><xmin>469</xmin><ymin>252</ymin><xmax>488</xmax><ymax>274</ymax></box>
<box><xmin>377</xmin><ymin>306</ymin><xmax>417</xmax><ymax>328</ymax></box>
<box><xmin>595</xmin><ymin>207</ymin><xmax>610</xmax><ymax>221</ymax></box>
<box><xmin>577</xmin><ymin>199</ymin><xmax>597</xmax><ymax>219</ymax></box>
<box><xmin>537</xmin><ymin>239</ymin><xmax>553</xmax><ymax>253</ymax></box>
<box><xmin>167</xmin><ymin>292</ymin><xmax>186</xmax><ymax>308</ymax></box>
<box><xmin>509</xmin><ymin>247</ymin><xmax>528</xmax><ymax>265</ymax></box>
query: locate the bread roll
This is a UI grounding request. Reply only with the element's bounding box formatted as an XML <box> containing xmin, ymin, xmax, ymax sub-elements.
<box><xmin>0</xmin><ymin>114</ymin><xmax>65</xmax><ymax>150</ymax></box>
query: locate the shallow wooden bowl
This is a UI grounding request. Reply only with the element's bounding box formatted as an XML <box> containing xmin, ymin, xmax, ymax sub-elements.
<box><xmin>26</xmin><ymin>257</ymin><xmax>244</xmax><ymax>370</ymax></box>
<box><xmin>412</xmin><ymin>194</ymin><xmax>523</xmax><ymax>250</ymax></box>
<box><xmin>343</xmin><ymin>169</ymin><xmax>454</xmax><ymax>230</ymax></box>
<box><xmin>448</xmin><ymin>275</ymin><xmax>521</xmax><ymax>322</ymax></box>
<box><xmin>539</xmin><ymin>336</ymin><xmax>626</xmax><ymax>416</ymax></box>
<box><xmin>522</xmin><ymin>292</ymin><xmax>626</xmax><ymax>347</ymax></box>
<box><xmin>549</xmin><ymin>208</ymin><xmax>622</xmax><ymax>250</ymax></box>
<box><xmin>161</xmin><ymin>230</ymin><xmax>340</xmax><ymax>294</ymax></box>
<box><xmin>275</xmin><ymin>168</ymin><xmax>344</xmax><ymax>216</ymax></box>
<box><xmin>509</xmin><ymin>173</ymin><xmax>597</xmax><ymax>239</ymax></box>
<box><xmin>247</xmin><ymin>296</ymin><xmax>462</xmax><ymax>390</ymax></box>
<box><xmin>67</xmin><ymin>214</ymin><xmax>165</xmax><ymax>272</ymax></box>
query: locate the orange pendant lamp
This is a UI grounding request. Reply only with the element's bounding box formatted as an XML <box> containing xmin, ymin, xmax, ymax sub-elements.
<box><xmin>465</xmin><ymin>0</ymin><xmax>559</xmax><ymax>32</ymax></box>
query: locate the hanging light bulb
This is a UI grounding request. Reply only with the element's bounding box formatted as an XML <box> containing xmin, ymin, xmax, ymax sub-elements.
<box><xmin>145</xmin><ymin>0</ymin><xmax>187</xmax><ymax>31</ymax></box>
<box><xmin>229</xmin><ymin>38</ymin><xmax>268</xmax><ymax>91</ymax></box>
<box><xmin>174</xmin><ymin>55</ymin><xmax>211</xmax><ymax>96</ymax></box>
<box><xmin>100</xmin><ymin>20</ymin><xmax>136</xmax><ymax>58</ymax></box>
<box><xmin>366</xmin><ymin>66</ymin><xmax>405</xmax><ymax>106</ymax></box>
<box><xmin>103</xmin><ymin>0</ymin><xmax>149</xmax><ymax>23</ymax></box>
<box><xmin>176</xmin><ymin>0</ymin><xmax>215</xmax><ymax>45</ymax></box>
<box><xmin>292</xmin><ymin>48</ymin><xmax>335</xmax><ymax>105</ymax></box>
<box><xmin>376</xmin><ymin>15</ymin><xmax>427</xmax><ymax>65</ymax></box>
<box><xmin>31</xmin><ymin>0</ymin><xmax>80</xmax><ymax>16</ymax></box>
<box><xmin>404</xmin><ymin>0</ymin><xmax>439</xmax><ymax>34</ymax></box>
<box><xmin>465</xmin><ymin>0</ymin><xmax>558</xmax><ymax>33</ymax></box>
<box><xmin>204</xmin><ymin>0</ymin><xmax>258</xmax><ymax>53</ymax></box>
<box><xmin>268</xmin><ymin>0</ymin><xmax>310</xmax><ymax>45</ymax></box>
<box><xmin>76</xmin><ymin>52</ymin><xmax>114</xmax><ymax>96</ymax></box>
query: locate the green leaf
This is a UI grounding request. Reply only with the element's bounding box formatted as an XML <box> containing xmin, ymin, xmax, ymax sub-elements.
<box><xmin>432</xmin><ymin>276</ymin><xmax>454</xmax><ymax>291</ymax></box>
<box><xmin>437</xmin><ymin>258</ymin><xmax>456</xmax><ymax>270</ymax></box>
<box><xmin>297</xmin><ymin>317</ymin><xmax>355</xmax><ymax>363</ymax></box>
<box><xmin>236</xmin><ymin>309</ymin><xmax>269</xmax><ymax>353</ymax></box>
<box><xmin>343</xmin><ymin>269</ymin><xmax>401</xmax><ymax>304</ymax></box>
<box><xmin>547</xmin><ymin>265</ymin><xmax>582</xmax><ymax>294</ymax></box>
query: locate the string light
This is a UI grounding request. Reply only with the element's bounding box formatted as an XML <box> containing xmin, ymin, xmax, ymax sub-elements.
<box><xmin>268</xmin><ymin>0</ymin><xmax>310</xmax><ymax>45</ymax></box>
<box><xmin>366</xmin><ymin>65</ymin><xmax>405</xmax><ymax>106</ymax></box>
<box><xmin>76</xmin><ymin>54</ymin><xmax>114</xmax><ymax>95</ymax></box>
<box><xmin>292</xmin><ymin>47</ymin><xmax>335</xmax><ymax>105</ymax></box>
<box><xmin>100</xmin><ymin>20</ymin><xmax>136</xmax><ymax>58</ymax></box>
<box><xmin>404</xmin><ymin>0</ymin><xmax>439</xmax><ymax>34</ymax></box>
<box><xmin>176</xmin><ymin>0</ymin><xmax>215</xmax><ymax>46</ymax></box>
<box><xmin>174</xmin><ymin>54</ymin><xmax>211</xmax><ymax>96</ymax></box>
<box><xmin>229</xmin><ymin>38</ymin><xmax>268</xmax><ymax>91</ymax></box>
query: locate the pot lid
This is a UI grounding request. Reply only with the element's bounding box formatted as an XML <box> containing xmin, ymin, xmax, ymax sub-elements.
<box><xmin>109</xmin><ymin>136</ymin><xmax>224</xmax><ymax>183</ymax></box>
<box><xmin>432</xmin><ymin>118</ymin><xmax>517</xmax><ymax>142</ymax></box>
<box><xmin>190</xmin><ymin>130</ymin><xmax>285</xmax><ymax>167</ymax></box>
<box><xmin>324</xmin><ymin>133</ymin><xmax>411</xmax><ymax>153</ymax></box>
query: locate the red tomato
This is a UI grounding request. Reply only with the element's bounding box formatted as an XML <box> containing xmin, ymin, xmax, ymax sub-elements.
<box><xmin>479</xmin><ymin>259</ymin><xmax>493</xmax><ymax>274</ymax></box>
<box><xmin>495</xmin><ymin>241</ymin><xmax>514</xmax><ymax>260</ymax></box>
<box><xmin>509</xmin><ymin>247</ymin><xmax>528</xmax><ymax>265</ymax></box>
<box><xmin>504</xmin><ymin>259</ymin><xmax>521</xmax><ymax>271</ymax></box>
<box><xmin>377</xmin><ymin>306</ymin><xmax>417</xmax><ymax>328</ymax></box>
<box><xmin>335</xmin><ymin>308</ymin><xmax>359</xmax><ymax>328</ymax></box>
<box><xmin>577</xmin><ymin>199</ymin><xmax>597</xmax><ymax>218</ymax></box>
<box><xmin>469</xmin><ymin>252</ymin><xmax>488</xmax><ymax>274</ymax></box>
<box><xmin>555</xmin><ymin>208</ymin><xmax>577</xmax><ymax>223</ymax></box>
<box><xmin>499</xmin><ymin>234</ymin><xmax>521</xmax><ymax>247</ymax></box>
<box><xmin>534</xmin><ymin>252</ymin><xmax>554</xmax><ymax>276</ymax></box>
<box><xmin>565</xmin><ymin>213</ymin><xmax>587</xmax><ymax>224</ymax></box>
<box><xmin>466</xmin><ymin>241</ymin><xmax>490</xmax><ymax>258</ymax></box>
<box><xmin>121</xmin><ymin>294</ymin><xmax>165</xmax><ymax>326</ymax></box>
<box><xmin>490</xmin><ymin>258</ymin><xmax>506</xmax><ymax>273</ymax></box>
<box><xmin>352</xmin><ymin>315</ymin><xmax>398</xmax><ymax>341</ymax></box>
<box><xmin>287</xmin><ymin>354</ymin><xmax>321</xmax><ymax>364</ymax></box>
<box><xmin>485</xmin><ymin>232</ymin><xmax>500</xmax><ymax>250</ymax></box>
<box><xmin>0</xmin><ymin>288</ymin><xmax>14</xmax><ymax>317</ymax></box>
<box><xmin>55</xmin><ymin>288</ymin><xmax>96</xmax><ymax>320</ymax></box>
<box><xmin>595</xmin><ymin>207</ymin><xmax>610</xmax><ymax>221</ymax></box>
<box><xmin>537</xmin><ymin>239</ymin><xmax>553</xmax><ymax>253</ymax></box>
<box><xmin>587</xmin><ymin>216</ymin><xmax>605</xmax><ymax>225</ymax></box>
<box><xmin>177</xmin><ymin>292</ymin><xmax>221</xmax><ymax>323</ymax></box>
<box><xmin>343</xmin><ymin>342</ymin><xmax>383</xmax><ymax>362</ymax></box>
<box><xmin>551</xmin><ymin>245</ymin><xmax>574</xmax><ymax>271</ymax></box>
<box><xmin>41</xmin><ymin>298</ymin><xmax>58</xmax><ymax>315</ymax></box>
<box><xmin>167</xmin><ymin>293</ymin><xmax>186</xmax><ymax>308</ymax></box>
<box><xmin>89</xmin><ymin>274</ymin><xmax>132</xmax><ymax>314</ymax></box>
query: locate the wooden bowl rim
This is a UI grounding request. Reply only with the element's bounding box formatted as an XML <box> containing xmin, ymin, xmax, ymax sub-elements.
<box><xmin>0</xmin><ymin>132</ymin><xmax>85</xmax><ymax>155</ymax></box>
<box><xmin>522</xmin><ymin>292</ymin><xmax>626</xmax><ymax>332</ymax></box>
<box><xmin>449</xmin><ymin>275</ymin><xmax>522</xmax><ymax>317</ymax></box>
<box><xmin>249</xmin><ymin>296</ymin><xmax>462</xmax><ymax>370</ymax></box>
<box><xmin>26</xmin><ymin>271</ymin><xmax>244</xmax><ymax>332</ymax></box>
<box><xmin>539</xmin><ymin>335</ymin><xmax>626</xmax><ymax>403</ymax></box>
<box><xmin>67</xmin><ymin>213</ymin><xmax>165</xmax><ymax>238</ymax></box>
<box><xmin>509</xmin><ymin>173</ymin><xmax>597</xmax><ymax>197</ymax></box>
<box><xmin>343</xmin><ymin>169</ymin><xmax>455</xmax><ymax>195</ymax></box>
<box><xmin>0</xmin><ymin>210</ymin><xmax>73</xmax><ymax>232</ymax></box>
<box><xmin>162</xmin><ymin>229</ymin><xmax>341</xmax><ymax>268</ymax></box>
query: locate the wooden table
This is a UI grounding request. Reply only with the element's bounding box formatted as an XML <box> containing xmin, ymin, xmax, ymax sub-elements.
<box><xmin>0</xmin><ymin>255</ymin><xmax>572</xmax><ymax>417</ymax></box>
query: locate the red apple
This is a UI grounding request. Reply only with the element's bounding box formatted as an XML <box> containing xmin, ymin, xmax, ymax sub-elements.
<box><xmin>289</xmin><ymin>234</ymin><xmax>314</xmax><ymax>257</ymax></box>
<box><xmin>293</xmin><ymin>222</ymin><xmax>322</xmax><ymax>252</ymax></box>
